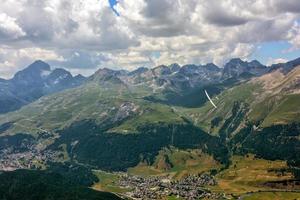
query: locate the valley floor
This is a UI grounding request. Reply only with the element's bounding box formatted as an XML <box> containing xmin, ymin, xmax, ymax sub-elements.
<box><xmin>92</xmin><ymin>152</ymin><xmax>300</xmax><ymax>200</ymax></box>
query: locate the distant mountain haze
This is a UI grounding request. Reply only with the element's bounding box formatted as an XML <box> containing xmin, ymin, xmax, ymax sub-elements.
<box><xmin>1</xmin><ymin>57</ymin><xmax>299</xmax><ymax>114</ymax></box>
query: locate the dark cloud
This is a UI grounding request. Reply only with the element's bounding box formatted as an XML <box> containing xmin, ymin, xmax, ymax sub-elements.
<box><xmin>143</xmin><ymin>0</ymin><xmax>174</xmax><ymax>19</ymax></box>
<box><xmin>201</xmin><ymin>0</ymin><xmax>250</xmax><ymax>27</ymax></box>
<box><xmin>204</xmin><ymin>11</ymin><xmax>249</xmax><ymax>27</ymax></box>
<box><xmin>131</xmin><ymin>0</ymin><xmax>198</xmax><ymax>37</ymax></box>
<box><xmin>275</xmin><ymin>0</ymin><xmax>300</xmax><ymax>13</ymax></box>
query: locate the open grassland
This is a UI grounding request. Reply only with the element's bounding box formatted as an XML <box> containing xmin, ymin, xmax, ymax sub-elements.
<box><xmin>108</xmin><ymin>102</ymin><xmax>185</xmax><ymax>133</ymax></box>
<box><xmin>176</xmin><ymin>83</ymin><xmax>262</xmax><ymax>134</ymax></box>
<box><xmin>210</xmin><ymin>155</ymin><xmax>294</xmax><ymax>195</ymax></box>
<box><xmin>166</xmin><ymin>195</ymin><xmax>184</xmax><ymax>200</ymax></box>
<box><xmin>177</xmin><ymin>69</ymin><xmax>300</xmax><ymax>134</ymax></box>
<box><xmin>92</xmin><ymin>170</ymin><xmax>131</xmax><ymax>194</ymax></box>
<box><xmin>128</xmin><ymin>147</ymin><xmax>221</xmax><ymax>180</ymax></box>
<box><xmin>261</xmin><ymin>94</ymin><xmax>300</xmax><ymax>126</ymax></box>
<box><xmin>0</xmin><ymin>81</ymin><xmax>188</xmax><ymax>136</ymax></box>
<box><xmin>242</xmin><ymin>191</ymin><xmax>300</xmax><ymax>200</ymax></box>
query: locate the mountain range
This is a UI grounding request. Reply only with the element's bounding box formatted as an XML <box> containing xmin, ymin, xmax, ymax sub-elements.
<box><xmin>0</xmin><ymin>57</ymin><xmax>299</xmax><ymax>199</ymax></box>
<box><xmin>0</xmin><ymin>58</ymin><xmax>275</xmax><ymax>114</ymax></box>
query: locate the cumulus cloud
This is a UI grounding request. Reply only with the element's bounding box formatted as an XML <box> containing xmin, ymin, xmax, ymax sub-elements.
<box><xmin>123</xmin><ymin>0</ymin><xmax>198</xmax><ymax>37</ymax></box>
<box><xmin>0</xmin><ymin>47</ymin><xmax>64</xmax><ymax>79</ymax></box>
<box><xmin>200</xmin><ymin>0</ymin><xmax>251</xmax><ymax>27</ymax></box>
<box><xmin>0</xmin><ymin>0</ymin><xmax>299</xmax><ymax>78</ymax></box>
<box><xmin>287</xmin><ymin>21</ymin><xmax>300</xmax><ymax>50</ymax></box>
<box><xmin>274</xmin><ymin>0</ymin><xmax>300</xmax><ymax>13</ymax></box>
<box><xmin>267</xmin><ymin>57</ymin><xmax>288</xmax><ymax>65</ymax></box>
<box><xmin>0</xmin><ymin>13</ymin><xmax>26</xmax><ymax>40</ymax></box>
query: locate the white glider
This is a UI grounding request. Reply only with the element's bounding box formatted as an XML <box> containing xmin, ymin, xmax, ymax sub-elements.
<box><xmin>205</xmin><ymin>90</ymin><xmax>217</xmax><ymax>108</ymax></box>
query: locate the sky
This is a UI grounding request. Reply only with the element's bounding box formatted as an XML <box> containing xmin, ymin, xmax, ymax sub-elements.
<box><xmin>0</xmin><ymin>0</ymin><xmax>300</xmax><ymax>78</ymax></box>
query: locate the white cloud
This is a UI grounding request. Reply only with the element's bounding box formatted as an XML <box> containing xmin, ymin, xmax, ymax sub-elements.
<box><xmin>0</xmin><ymin>47</ymin><xmax>64</xmax><ymax>79</ymax></box>
<box><xmin>113</xmin><ymin>0</ymin><xmax>299</xmax><ymax>68</ymax></box>
<box><xmin>267</xmin><ymin>57</ymin><xmax>288</xmax><ymax>65</ymax></box>
<box><xmin>0</xmin><ymin>0</ymin><xmax>300</xmax><ymax>78</ymax></box>
<box><xmin>287</xmin><ymin>21</ymin><xmax>300</xmax><ymax>50</ymax></box>
<box><xmin>0</xmin><ymin>13</ymin><xmax>26</xmax><ymax>39</ymax></box>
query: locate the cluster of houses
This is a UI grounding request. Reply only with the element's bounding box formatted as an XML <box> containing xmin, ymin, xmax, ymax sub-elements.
<box><xmin>0</xmin><ymin>145</ymin><xmax>54</xmax><ymax>171</ymax></box>
<box><xmin>118</xmin><ymin>173</ymin><xmax>223</xmax><ymax>199</ymax></box>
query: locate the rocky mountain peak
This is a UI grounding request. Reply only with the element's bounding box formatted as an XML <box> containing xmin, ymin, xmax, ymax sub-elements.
<box><xmin>249</xmin><ymin>60</ymin><xmax>264</xmax><ymax>67</ymax></box>
<box><xmin>152</xmin><ymin>65</ymin><xmax>172</xmax><ymax>76</ymax></box>
<box><xmin>74</xmin><ymin>74</ymin><xmax>86</xmax><ymax>81</ymax></box>
<box><xmin>224</xmin><ymin>58</ymin><xmax>245</xmax><ymax>68</ymax></box>
<box><xmin>49</xmin><ymin>68</ymin><xmax>72</xmax><ymax>78</ymax></box>
<box><xmin>90</xmin><ymin>68</ymin><xmax>124</xmax><ymax>84</ymax></box>
<box><xmin>179</xmin><ymin>64</ymin><xmax>199</xmax><ymax>74</ymax></box>
<box><xmin>46</xmin><ymin>68</ymin><xmax>73</xmax><ymax>85</ymax></box>
<box><xmin>203</xmin><ymin>63</ymin><xmax>221</xmax><ymax>71</ymax></box>
<box><xmin>169</xmin><ymin>63</ymin><xmax>181</xmax><ymax>73</ymax></box>
<box><xmin>128</xmin><ymin>67</ymin><xmax>149</xmax><ymax>76</ymax></box>
<box><xmin>0</xmin><ymin>61</ymin><xmax>86</xmax><ymax>114</ymax></box>
<box><xmin>223</xmin><ymin>59</ymin><xmax>267</xmax><ymax>79</ymax></box>
<box><xmin>27</xmin><ymin>60</ymin><xmax>51</xmax><ymax>71</ymax></box>
<box><xmin>12</xmin><ymin>60</ymin><xmax>51</xmax><ymax>85</ymax></box>
<box><xmin>13</xmin><ymin>60</ymin><xmax>51</xmax><ymax>81</ymax></box>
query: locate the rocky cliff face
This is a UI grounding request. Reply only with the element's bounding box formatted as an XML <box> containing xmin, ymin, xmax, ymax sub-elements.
<box><xmin>222</xmin><ymin>58</ymin><xmax>268</xmax><ymax>79</ymax></box>
<box><xmin>0</xmin><ymin>60</ymin><xmax>86</xmax><ymax>114</ymax></box>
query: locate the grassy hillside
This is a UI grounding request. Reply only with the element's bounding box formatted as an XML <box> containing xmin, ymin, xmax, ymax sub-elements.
<box><xmin>250</xmin><ymin>94</ymin><xmax>300</xmax><ymax>126</ymax></box>
<box><xmin>0</xmin><ymin>80</ymin><xmax>187</xmax><ymax>136</ymax></box>
<box><xmin>128</xmin><ymin>147</ymin><xmax>222</xmax><ymax>179</ymax></box>
<box><xmin>175</xmin><ymin>82</ymin><xmax>261</xmax><ymax>134</ymax></box>
<box><xmin>93</xmin><ymin>170</ymin><xmax>132</xmax><ymax>194</ymax></box>
<box><xmin>243</xmin><ymin>192</ymin><xmax>300</xmax><ymax>200</ymax></box>
<box><xmin>108</xmin><ymin>102</ymin><xmax>185</xmax><ymax>133</ymax></box>
<box><xmin>211</xmin><ymin>155</ymin><xmax>293</xmax><ymax>195</ymax></box>
<box><xmin>177</xmin><ymin>66</ymin><xmax>300</xmax><ymax>135</ymax></box>
<box><xmin>2</xmin><ymin>65</ymin><xmax>298</xmax><ymax>138</ymax></box>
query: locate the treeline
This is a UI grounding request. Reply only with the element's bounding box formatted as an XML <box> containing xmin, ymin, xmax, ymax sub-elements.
<box><xmin>46</xmin><ymin>162</ymin><xmax>99</xmax><ymax>186</ymax></box>
<box><xmin>231</xmin><ymin>123</ymin><xmax>300</xmax><ymax>179</ymax></box>
<box><xmin>0</xmin><ymin>169</ymin><xmax>122</xmax><ymax>200</ymax></box>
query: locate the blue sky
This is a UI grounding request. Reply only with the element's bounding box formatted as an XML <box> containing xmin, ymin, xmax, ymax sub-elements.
<box><xmin>108</xmin><ymin>0</ymin><xmax>119</xmax><ymax>16</ymax></box>
<box><xmin>251</xmin><ymin>41</ymin><xmax>300</xmax><ymax>65</ymax></box>
<box><xmin>109</xmin><ymin>0</ymin><xmax>117</xmax><ymax>6</ymax></box>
